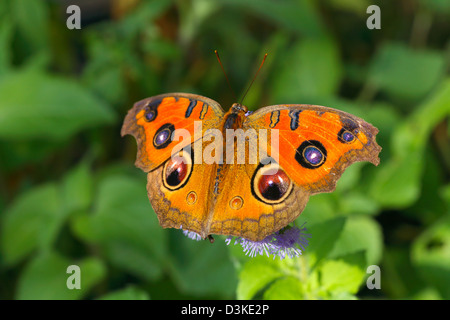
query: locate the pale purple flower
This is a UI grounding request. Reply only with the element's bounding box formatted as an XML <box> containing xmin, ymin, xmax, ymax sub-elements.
<box><xmin>226</xmin><ymin>235</ymin><xmax>276</xmax><ymax>258</ymax></box>
<box><xmin>226</xmin><ymin>223</ymin><xmax>310</xmax><ymax>260</ymax></box>
<box><xmin>180</xmin><ymin>226</ymin><xmax>202</xmax><ymax>241</ymax></box>
<box><xmin>270</xmin><ymin>223</ymin><xmax>310</xmax><ymax>259</ymax></box>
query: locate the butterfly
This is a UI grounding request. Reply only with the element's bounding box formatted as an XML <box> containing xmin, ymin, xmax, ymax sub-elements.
<box><xmin>121</xmin><ymin>92</ymin><xmax>381</xmax><ymax>242</ymax></box>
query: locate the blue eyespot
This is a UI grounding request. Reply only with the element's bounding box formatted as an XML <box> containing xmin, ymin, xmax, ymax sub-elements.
<box><xmin>145</xmin><ymin>111</ymin><xmax>156</xmax><ymax>121</ymax></box>
<box><xmin>338</xmin><ymin>128</ymin><xmax>356</xmax><ymax>143</ymax></box>
<box><xmin>155</xmin><ymin>129</ymin><xmax>170</xmax><ymax>144</ymax></box>
<box><xmin>295</xmin><ymin>140</ymin><xmax>327</xmax><ymax>169</ymax></box>
<box><xmin>153</xmin><ymin>123</ymin><xmax>174</xmax><ymax>149</ymax></box>
<box><xmin>342</xmin><ymin>131</ymin><xmax>354</xmax><ymax>142</ymax></box>
<box><xmin>303</xmin><ymin>146</ymin><xmax>323</xmax><ymax>165</ymax></box>
<box><xmin>144</xmin><ymin>99</ymin><xmax>162</xmax><ymax>122</ymax></box>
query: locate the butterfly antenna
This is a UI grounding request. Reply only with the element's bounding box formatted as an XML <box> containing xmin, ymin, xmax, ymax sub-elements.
<box><xmin>215</xmin><ymin>50</ymin><xmax>237</xmax><ymax>101</ymax></box>
<box><xmin>240</xmin><ymin>53</ymin><xmax>268</xmax><ymax>105</ymax></box>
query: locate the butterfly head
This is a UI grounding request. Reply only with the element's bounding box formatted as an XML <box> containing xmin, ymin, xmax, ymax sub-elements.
<box><xmin>231</xmin><ymin>103</ymin><xmax>248</xmax><ymax>114</ymax></box>
<box><xmin>223</xmin><ymin>103</ymin><xmax>249</xmax><ymax>130</ymax></box>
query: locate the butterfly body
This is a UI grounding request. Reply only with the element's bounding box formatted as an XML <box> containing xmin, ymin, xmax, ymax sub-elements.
<box><xmin>122</xmin><ymin>93</ymin><xmax>381</xmax><ymax>241</ymax></box>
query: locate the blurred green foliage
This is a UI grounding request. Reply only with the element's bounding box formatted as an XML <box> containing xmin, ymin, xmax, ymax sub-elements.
<box><xmin>0</xmin><ymin>0</ymin><xmax>449</xmax><ymax>300</ymax></box>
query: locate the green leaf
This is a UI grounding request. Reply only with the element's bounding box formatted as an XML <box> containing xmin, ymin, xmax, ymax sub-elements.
<box><xmin>338</xmin><ymin>192</ymin><xmax>379</xmax><ymax>216</ymax></box>
<box><xmin>334</xmin><ymin>162</ymin><xmax>364</xmax><ymax>193</ymax></box>
<box><xmin>1</xmin><ymin>183</ymin><xmax>61</xmax><ymax>265</ymax></box>
<box><xmin>329</xmin><ymin>216</ymin><xmax>383</xmax><ymax>266</ymax></box>
<box><xmin>71</xmin><ymin>173</ymin><xmax>167</xmax><ymax>282</ymax></box>
<box><xmin>0</xmin><ymin>70</ymin><xmax>115</xmax><ymax>140</ymax></box>
<box><xmin>236</xmin><ymin>256</ymin><xmax>284</xmax><ymax>300</ymax></box>
<box><xmin>368</xmin><ymin>43</ymin><xmax>445</xmax><ymax>101</ymax></box>
<box><xmin>0</xmin><ymin>16</ymin><xmax>12</xmax><ymax>76</ymax></box>
<box><xmin>97</xmin><ymin>286</ymin><xmax>150</xmax><ymax>300</ymax></box>
<box><xmin>11</xmin><ymin>0</ymin><xmax>49</xmax><ymax>53</ymax></box>
<box><xmin>318</xmin><ymin>252</ymin><xmax>366</xmax><ymax>296</ymax></box>
<box><xmin>298</xmin><ymin>193</ymin><xmax>336</xmax><ymax>225</ymax></box>
<box><xmin>61</xmin><ymin>160</ymin><xmax>93</xmax><ymax>214</ymax></box>
<box><xmin>1</xmin><ymin>160</ymin><xmax>96</xmax><ymax>265</ymax></box>
<box><xmin>263</xmin><ymin>276</ymin><xmax>304</xmax><ymax>300</ymax></box>
<box><xmin>412</xmin><ymin>213</ymin><xmax>450</xmax><ymax>299</ymax></box>
<box><xmin>306</xmin><ymin>217</ymin><xmax>346</xmax><ymax>265</ymax></box>
<box><xmin>169</xmin><ymin>232</ymin><xmax>237</xmax><ymax>298</ymax></box>
<box><xmin>16</xmin><ymin>252</ymin><xmax>105</xmax><ymax>300</ymax></box>
<box><xmin>271</xmin><ymin>38</ymin><xmax>342</xmax><ymax>102</ymax></box>
<box><xmin>370</xmin><ymin>78</ymin><xmax>450</xmax><ymax>207</ymax></box>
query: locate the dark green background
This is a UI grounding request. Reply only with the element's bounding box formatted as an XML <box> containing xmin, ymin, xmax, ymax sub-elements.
<box><xmin>0</xmin><ymin>0</ymin><xmax>449</xmax><ymax>300</ymax></box>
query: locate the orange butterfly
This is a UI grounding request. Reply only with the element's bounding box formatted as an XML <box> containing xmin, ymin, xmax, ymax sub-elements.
<box><xmin>121</xmin><ymin>92</ymin><xmax>381</xmax><ymax>242</ymax></box>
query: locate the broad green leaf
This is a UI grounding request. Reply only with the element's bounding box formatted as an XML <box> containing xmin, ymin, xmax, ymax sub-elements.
<box><xmin>16</xmin><ymin>252</ymin><xmax>105</xmax><ymax>300</ymax></box>
<box><xmin>318</xmin><ymin>252</ymin><xmax>366</xmax><ymax>296</ymax></box>
<box><xmin>0</xmin><ymin>16</ymin><xmax>12</xmax><ymax>76</ymax></box>
<box><xmin>82</xmin><ymin>31</ymin><xmax>128</xmax><ymax>105</ymax></box>
<box><xmin>11</xmin><ymin>0</ymin><xmax>49</xmax><ymax>54</ymax></box>
<box><xmin>1</xmin><ymin>183</ymin><xmax>61</xmax><ymax>265</ymax></box>
<box><xmin>83</xmin><ymin>65</ymin><xmax>126</xmax><ymax>105</ymax></box>
<box><xmin>442</xmin><ymin>184</ymin><xmax>450</xmax><ymax>203</ymax></box>
<box><xmin>71</xmin><ymin>173</ymin><xmax>167</xmax><ymax>282</ymax></box>
<box><xmin>61</xmin><ymin>160</ymin><xmax>93</xmax><ymax>214</ymax></box>
<box><xmin>368</xmin><ymin>43</ymin><xmax>445</xmax><ymax>102</ymax></box>
<box><xmin>334</xmin><ymin>162</ymin><xmax>364</xmax><ymax>193</ymax></box>
<box><xmin>263</xmin><ymin>276</ymin><xmax>304</xmax><ymax>300</ymax></box>
<box><xmin>338</xmin><ymin>192</ymin><xmax>379</xmax><ymax>216</ymax></box>
<box><xmin>412</xmin><ymin>213</ymin><xmax>450</xmax><ymax>299</ymax></box>
<box><xmin>328</xmin><ymin>291</ymin><xmax>358</xmax><ymax>300</ymax></box>
<box><xmin>237</xmin><ymin>256</ymin><xmax>284</xmax><ymax>300</ymax></box>
<box><xmin>271</xmin><ymin>38</ymin><xmax>342</xmax><ymax>102</ymax></box>
<box><xmin>97</xmin><ymin>286</ymin><xmax>150</xmax><ymax>300</ymax></box>
<box><xmin>306</xmin><ymin>217</ymin><xmax>346</xmax><ymax>265</ymax></box>
<box><xmin>1</xmin><ymin>160</ymin><xmax>96</xmax><ymax>265</ymax></box>
<box><xmin>410</xmin><ymin>288</ymin><xmax>442</xmax><ymax>300</ymax></box>
<box><xmin>0</xmin><ymin>70</ymin><xmax>115</xmax><ymax>140</ymax></box>
<box><xmin>169</xmin><ymin>231</ymin><xmax>237</xmax><ymax>298</ymax></box>
<box><xmin>298</xmin><ymin>193</ymin><xmax>336</xmax><ymax>225</ymax></box>
<box><xmin>329</xmin><ymin>216</ymin><xmax>383</xmax><ymax>266</ymax></box>
<box><xmin>370</xmin><ymin>78</ymin><xmax>450</xmax><ymax>207</ymax></box>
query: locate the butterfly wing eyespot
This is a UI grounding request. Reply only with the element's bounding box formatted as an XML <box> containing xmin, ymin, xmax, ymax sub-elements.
<box><xmin>251</xmin><ymin>162</ymin><xmax>293</xmax><ymax>204</ymax></box>
<box><xmin>186</xmin><ymin>191</ymin><xmax>198</xmax><ymax>205</ymax></box>
<box><xmin>229</xmin><ymin>196</ymin><xmax>244</xmax><ymax>210</ymax></box>
<box><xmin>153</xmin><ymin>123</ymin><xmax>175</xmax><ymax>149</ymax></box>
<box><xmin>295</xmin><ymin>140</ymin><xmax>327</xmax><ymax>169</ymax></box>
<box><xmin>162</xmin><ymin>149</ymin><xmax>193</xmax><ymax>191</ymax></box>
<box><xmin>144</xmin><ymin>99</ymin><xmax>162</xmax><ymax>122</ymax></box>
<box><xmin>337</xmin><ymin>128</ymin><xmax>356</xmax><ymax>143</ymax></box>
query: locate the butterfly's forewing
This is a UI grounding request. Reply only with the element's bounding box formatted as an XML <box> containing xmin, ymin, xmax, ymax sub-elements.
<box><xmin>244</xmin><ymin>104</ymin><xmax>381</xmax><ymax>194</ymax></box>
<box><xmin>121</xmin><ymin>93</ymin><xmax>225</xmax><ymax>172</ymax></box>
